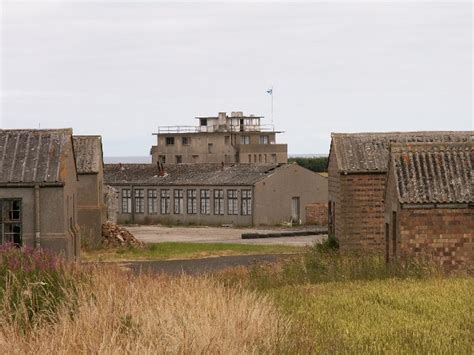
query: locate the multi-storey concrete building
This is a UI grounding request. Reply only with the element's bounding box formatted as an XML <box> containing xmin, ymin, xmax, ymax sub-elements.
<box><xmin>151</xmin><ymin>112</ymin><xmax>287</xmax><ymax>165</ymax></box>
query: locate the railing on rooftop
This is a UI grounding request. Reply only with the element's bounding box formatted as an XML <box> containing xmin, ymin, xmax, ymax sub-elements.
<box><xmin>157</xmin><ymin>124</ymin><xmax>277</xmax><ymax>134</ymax></box>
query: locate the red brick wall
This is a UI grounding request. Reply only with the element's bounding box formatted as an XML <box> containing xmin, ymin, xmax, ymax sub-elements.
<box><xmin>400</xmin><ymin>208</ymin><xmax>474</xmax><ymax>273</ymax></box>
<box><xmin>305</xmin><ymin>203</ymin><xmax>328</xmax><ymax>226</ymax></box>
<box><xmin>338</xmin><ymin>173</ymin><xmax>387</xmax><ymax>253</ymax></box>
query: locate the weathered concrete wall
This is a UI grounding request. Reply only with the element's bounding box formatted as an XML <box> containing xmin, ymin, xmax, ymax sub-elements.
<box><xmin>398</xmin><ymin>208</ymin><xmax>474</xmax><ymax>273</ymax></box>
<box><xmin>305</xmin><ymin>203</ymin><xmax>328</xmax><ymax>226</ymax></box>
<box><xmin>253</xmin><ymin>165</ymin><xmax>328</xmax><ymax>225</ymax></box>
<box><xmin>104</xmin><ymin>185</ymin><xmax>118</xmax><ymax>223</ymax></box>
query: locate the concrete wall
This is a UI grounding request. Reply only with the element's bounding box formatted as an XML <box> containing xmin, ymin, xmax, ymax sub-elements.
<box><xmin>253</xmin><ymin>165</ymin><xmax>328</xmax><ymax>225</ymax></box>
<box><xmin>152</xmin><ymin>132</ymin><xmax>286</xmax><ymax>164</ymax></box>
<box><xmin>113</xmin><ymin>184</ymin><xmax>253</xmax><ymax>226</ymax></box>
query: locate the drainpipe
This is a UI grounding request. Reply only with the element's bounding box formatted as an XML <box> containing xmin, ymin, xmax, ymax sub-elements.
<box><xmin>34</xmin><ymin>185</ymin><xmax>41</xmax><ymax>248</ymax></box>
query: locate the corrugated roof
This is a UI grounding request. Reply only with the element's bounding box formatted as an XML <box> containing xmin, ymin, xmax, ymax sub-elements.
<box><xmin>104</xmin><ymin>163</ymin><xmax>285</xmax><ymax>186</ymax></box>
<box><xmin>73</xmin><ymin>135</ymin><xmax>103</xmax><ymax>174</ymax></box>
<box><xmin>0</xmin><ymin>129</ymin><xmax>73</xmax><ymax>184</ymax></box>
<box><xmin>390</xmin><ymin>142</ymin><xmax>473</xmax><ymax>204</ymax></box>
<box><xmin>331</xmin><ymin>131</ymin><xmax>473</xmax><ymax>173</ymax></box>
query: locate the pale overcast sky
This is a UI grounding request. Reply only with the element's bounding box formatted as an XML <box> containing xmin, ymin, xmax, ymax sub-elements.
<box><xmin>1</xmin><ymin>1</ymin><xmax>472</xmax><ymax>156</ymax></box>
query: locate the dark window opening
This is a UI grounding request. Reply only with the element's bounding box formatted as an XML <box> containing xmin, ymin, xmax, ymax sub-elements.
<box><xmin>175</xmin><ymin>155</ymin><xmax>182</xmax><ymax>164</ymax></box>
<box><xmin>166</xmin><ymin>137</ymin><xmax>175</xmax><ymax>146</ymax></box>
<box><xmin>182</xmin><ymin>137</ymin><xmax>190</xmax><ymax>146</ymax></box>
<box><xmin>0</xmin><ymin>199</ymin><xmax>22</xmax><ymax>246</ymax></box>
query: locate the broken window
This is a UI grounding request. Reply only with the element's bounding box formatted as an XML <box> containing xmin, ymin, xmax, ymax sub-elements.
<box><xmin>158</xmin><ymin>155</ymin><xmax>166</xmax><ymax>164</ymax></box>
<box><xmin>175</xmin><ymin>155</ymin><xmax>182</xmax><ymax>164</ymax></box>
<box><xmin>241</xmin><ymin>190</ymin><xmax>252</xmax><ymax>215</ymax></box>
<box><xmin>200</xmin><ymin>190</ymin><xmax>211</xmax><ymax>215</ymax></box>
<box><xmin>271</xmin><ymin>154</ymin><xmax>277</xmax><ymax>163</ymax></box>
<box><xmin>160</xmin><ymin>189</ymin><xmax>170</xmax><ymax>214</ymax></box>
<box><xmin>214</xmin><ymin>189</ymin><xmax>224</xmax><ymax>215</ymax></box>
<box><xmin>174</xmin><ymin>189</ymin><xmax>184</xmax><ymax>214</ymax></box>
<box><xmin>182</xmin><ymin>137</ymin><xmax>190</xmax><ymax>146</ymax></box>
<box><xmin>0</xmin><ymin>199</ymin><xmax>22</xmax><ymax>245</ymax></box>
<box><xmin>227</xmin><ymin>190</ymin><xmax>238</xmax><ymax>215</ymax></box>
<box><xmin>224</xmin><ymin>136</ymin><xmax>230</xmax><ymax>145</ymax></box>
<box><xmin>187</xmin><ymin>189</ymin><xmax>197</xmax><ymax>214</ymax></box>
<box><xmin>135</xmin><ymin>189</ymin><xmax>145</xmax><ymax>214</ymax></box>
<box><xmin>148</xmin><ymin>189</ymin><xmax>157</xmax><ymax>214</ymax></box>
<box><xmin>192</xmin><ymin>155</ymin><xmax>199</xmax><ymax>163</ymax></box>
<box><xmin>165</xmin><ymin>137</ymin><xmax>175</xmax><ymax>146</ymax></box>
<box><xmin>122</xmin><ymin>189</ymin><xmax>132</xmax><ymax>213</ymax></box>
<box><xmin>208</xmin><ymin>143</ymin><xmax>213</xmax><ymax>153</ymax></box>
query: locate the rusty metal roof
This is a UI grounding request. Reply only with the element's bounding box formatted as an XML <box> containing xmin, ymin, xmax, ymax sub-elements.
<box><xmin>0</xmin><ymin>129</ymin><xmax>73</xmax><ymax>184</ymax></box>
<box><xmin>104</xmin><ymin>163</ymin><xmax>286</xmax><ymax>186</ymax></box>
<box><xmin>390</xmin><ymin>142</ymin><xmax>473</xmax><ymax>204</ymax></box>
<box><xmin>330</xmin><ymin>131</ymin><xmax>473</xmax><ymax>173</ymax></box>
<box><xmin>73</xmin><ymin>135</ymin><xmax>103</xmax><ymax>174</ymax></box>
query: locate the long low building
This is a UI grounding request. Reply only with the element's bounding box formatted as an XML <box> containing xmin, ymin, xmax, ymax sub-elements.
<box><xmin>104</xmin><ymin>163</ymin><xmax>328</xmax><ymax>226</ymax></box>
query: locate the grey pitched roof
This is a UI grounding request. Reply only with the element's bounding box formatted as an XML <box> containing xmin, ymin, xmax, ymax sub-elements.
<box><xmin>0</xmin><ymin>129</ymin><xmax>73</xmax><ymax>184</ymax></box>
<box><xmin>330</xmin><ymin>131</ymin><xmax>473</xmax><ymax>173</ymax></box>
<box><xmin>73</xmin><ymin>135</ymin><xmax>103</xmax><ymax>174</ymax></box>
<box><xmin>390</xmin><ymin>142</ymin><xmax>473</xmax><ymax>204</ymax></box>
<box><xmin>104</xmin><ymin>163</ymin><xmax>285</xmax><ymax>186</ymax></box>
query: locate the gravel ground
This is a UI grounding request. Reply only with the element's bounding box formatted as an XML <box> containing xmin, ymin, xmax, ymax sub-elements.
<box><xmin>120</xmin><ymin>254</ymin><xmax>291</xmax><ymax>275</ymax></box>
<box><xmin>125</xmin><ymin>225</ymin><xmax>326</xmax><ymax>246</ymax></box>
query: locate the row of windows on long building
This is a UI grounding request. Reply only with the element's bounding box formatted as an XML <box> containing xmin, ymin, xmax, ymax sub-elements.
<box><xmin>121</xmin><ymin>188</ymin><xmax>253</xmax><ymax>216</ymax></box>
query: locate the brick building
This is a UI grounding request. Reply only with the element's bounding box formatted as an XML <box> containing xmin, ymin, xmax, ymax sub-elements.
<box><xmin>384</xmin><ymin>142</ymin><xmax>473</xmax><ymax>273</ymax></box>
<box><xmin>73</xmin><ymin>135</ymin><xmax>106</xmax><ymax>249</ymax></box>
<box><xmin>151</xmin><ymin>111</ymin><xmax>287</xmax><ymax>165</ymax></box>
<box><xmin>0</xmin><ymin>129</ymin><xmax>80</xmax><ymax>260</ymax></box>
<box><xmin>105</xmin><ymin>163</ymin><xmax>327</xmax><ymax>226</ymax></box>
<box><xmin>328</xmin><ymin>131</ymin><xmax>472</xmax><ymax>253</ymax></box>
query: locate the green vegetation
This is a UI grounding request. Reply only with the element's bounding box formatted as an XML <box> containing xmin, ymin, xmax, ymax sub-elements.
<box><xmin>288</xmin><ymin>156</ymin><xmax>328</xmax><ymax>172</ymax></box>
<box><xmin>0</xmin><ymin>244</ymin><xmax>81</xmax><ymax>332</ymax></box>
<box><xmin>83</xmin><ymin>242</ymin><xmax>304</xmax><ymax>262</ymax></box>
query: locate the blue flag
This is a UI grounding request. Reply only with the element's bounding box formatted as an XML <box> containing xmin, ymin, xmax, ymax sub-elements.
<box><xmin>266</xmin><ymin>88</ymin><xmax>273</xmax><ymax>95</ymax></box>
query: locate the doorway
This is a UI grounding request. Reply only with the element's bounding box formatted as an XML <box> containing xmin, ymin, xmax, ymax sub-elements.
<box><xmin>291</xmin><ymin>197</ymin><xmax>300</xmax><ymax>224</ymax></box>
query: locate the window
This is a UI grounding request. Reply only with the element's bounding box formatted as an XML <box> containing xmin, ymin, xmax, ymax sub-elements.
<box><xmin>174</xmin><ymin>189</ymin><xmax>184</xmax><ymax>214</ymax></box>
<box><xmin>225</xmin><ymin>136</ymin><xmax>230</xmax><ymax>145</ymax></box>
<box><xmin>122</xmin><ymin>189</ymin><xmax>132</xmax><ymax>213</ymax></box>
<box><xmin>200</xmin><ymin>190</ymin><xmax>211</xmax><ymax>215</ymax></box>
<box><xmin>192</xmin><ymin>155</ymin><xmax>199</xmax><ymax>163</ymax></box>
<box><xmin>227</xmin><ymin>190</ymin><xmax>238</xmax><ymax>215</ymax></box>
<box><xmin>254</xmin><ymin>154</ymin><xmax>257</xmax><ymax>163</ymax></box>
<box><xmin>248</xmin><ymin>154</ymin><xmax>251</xmax><ymax>163</ymax></box>
<box><xmin>158</xmin><ymin>155</ymin><xmax>166</xmax><ymax>164</ymax></box>
<box><xmin>182</xmin><ymin>137</ymin><xmax>190</xmax><ymax>146</ymax></box>
<box><xmin>258</xmin><ymin>154</ymin><xmax>262</xmax><ymax>163</ymax></box>
<box><xmin>166</xmin><ymin>137</ymin><xmax>175</xmax><ymax>146</ymax></box>
<box><xmin>0</xmin><ymin>199</ymin><xmax>22</xmax><ymax>245</ymax></box>
<box><xmin>264</xmin><ymin>154</ymin><xmax>267</xmax><ymax>163</ymax></box>
<box><xmin>241</xmin><ymin>190</ymin><xmax>252</xmax><ymax>215</ymax></box>
<box><xmin>241</xmin><ymin>135</ymin><xmax>250</xmax><ymax>145</ymax></box>
<box><xmin>214</xmin><ymin>189</ymin><xmax>224</xmax><ymax>215</ymax></box>
<box><xmin>160</xmin><ymin>189</ymin><xmax>171</xmax><ymax>214</ymax></box>
<box><xmin>271</xmin><ymin>154</ymin><xmax>277</xmax><ymax>163</ymax></box>
<box><xmin>200</xmin><ymin>118</ymin><xmax>207</xmax><ymax>126</ymax></box>
<box><xmin>148</xmin><ymin>189</ymin><xmax>157</xmax><ymax>214</ymax></box>
<box><xmin>259</xmin><ymin>135</ymin><xmax>269</xmax><ymax>144</ymax></box>
<box><xmin>187</xmin><ymin>189</ymin><xmax>197</xmax><ymax>214</ymax></box>
<box><xmin>175</xmin><ymin>155</ymin><xmax>182</xmax><ymax>164</ymax></box>
<box><xmin>134</xmin><ymin>189</ymin><xmax>144</xmax><ymax>214</ymax></box>
<box><xmin>208</xmin><ymin>143</ymin><xmax>213</xmax><ymax>153</ymax></box>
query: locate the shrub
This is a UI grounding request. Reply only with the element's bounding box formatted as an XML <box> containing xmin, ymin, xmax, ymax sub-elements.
<box><xmin>0</xmin><ymin>244</ymin><xmax>81</xmax><ymax>332</ymax></box>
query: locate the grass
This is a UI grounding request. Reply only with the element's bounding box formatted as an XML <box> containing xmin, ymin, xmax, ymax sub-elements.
<box><xmin>273</xmin><ymin>277</ymin><xmax>474</xmax><ymax>353</ymax></box>
<box><xmin>82</xmin><ymin>242</ymin><xmax>304</xmax><ymax>262</ymax></box>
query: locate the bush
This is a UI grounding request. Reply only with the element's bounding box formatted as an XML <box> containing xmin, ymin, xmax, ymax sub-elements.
<box><xmin>0</xmin><ymin>244</ymin><xmax>81</xmax><ymax>332</ymax></box>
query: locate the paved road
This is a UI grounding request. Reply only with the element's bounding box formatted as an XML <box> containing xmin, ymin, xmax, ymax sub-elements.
<box><xmin>126</xmin><ymin>225</ymin><xmax>326</xmax><ymax>246</ymax></box>
<box><xmin>119</xmin><ymin>254</ymin><xmax>292</xmax><ymax>276</ymax></box>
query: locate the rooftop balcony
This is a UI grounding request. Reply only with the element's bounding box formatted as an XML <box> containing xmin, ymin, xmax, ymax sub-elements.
<box><xmin>156</xmin><ymin>124</ymin><xmax>281</xmax><ymax>134</ymax></box>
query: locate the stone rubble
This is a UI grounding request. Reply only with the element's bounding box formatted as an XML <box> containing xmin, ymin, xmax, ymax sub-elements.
<box><xmin>101</xmin><ymin>221</ymin><xmax>144</xmax><ymax>248</ymax></box>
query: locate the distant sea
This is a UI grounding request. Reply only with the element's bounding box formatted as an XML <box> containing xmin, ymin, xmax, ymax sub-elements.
<box><xmin>104</xmin><ymin>154</ymin><xmax>327</xmax><ymax>164</ymax></box>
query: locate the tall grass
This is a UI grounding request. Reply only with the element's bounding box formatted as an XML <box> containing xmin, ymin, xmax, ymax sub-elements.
<box><xmin>0</xmin><ymin>266</ymin><xmax>291</xmax><ymax>353</ymax></box>
<box><xmin>0</xmin><ymin>244</ymin><xmax>80</xmax><ymax>332</ymax></box>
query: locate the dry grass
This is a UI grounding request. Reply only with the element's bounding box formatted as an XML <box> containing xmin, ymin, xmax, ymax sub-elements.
<box><xmin>0</xmin><ymin>266</ymin><xmax>291</xmax><ymax>354</ymax></box>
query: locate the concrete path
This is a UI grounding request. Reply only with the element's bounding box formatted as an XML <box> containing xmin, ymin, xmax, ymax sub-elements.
<box><xmin>119</xmin><ymin>254</ymin><xmax>291</xmax><ymax>276</ymax></box>
<box><xmin>126</xmin><ymin>225</ymin><xmax>326</xmax><ymax>246</ymax></box>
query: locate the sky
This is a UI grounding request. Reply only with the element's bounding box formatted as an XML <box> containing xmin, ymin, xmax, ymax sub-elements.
<box><xmin>0</xmin><ymin>1</ymin><xmax>472</xmax><ymax>157</ymax></box>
